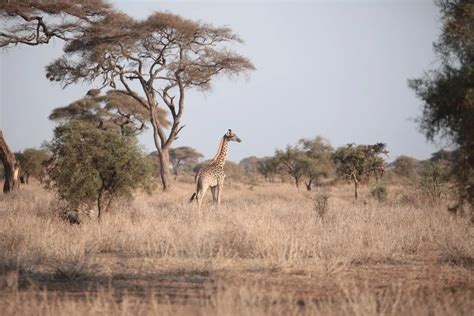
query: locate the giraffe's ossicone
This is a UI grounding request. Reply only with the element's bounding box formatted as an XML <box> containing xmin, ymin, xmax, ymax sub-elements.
<box><xmin>190</xmin><ymin>129</ymin><xmax>241</xmax><ymax>209</ymax></box>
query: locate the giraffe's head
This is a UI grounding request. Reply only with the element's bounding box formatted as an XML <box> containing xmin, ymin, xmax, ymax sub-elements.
<box><xmin>224</xmin><ymin>129</ymin><xmax>241</xmax><ymax>143</ymax></box>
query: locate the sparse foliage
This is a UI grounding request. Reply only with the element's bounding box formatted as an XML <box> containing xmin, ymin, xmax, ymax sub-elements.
<box><xmin>393</xmin><ymin>155</ymin><xmax>419</xmax><ymax>179</ymax></box>
<box><xmin>371</xmin><ymin>183</ymin><xmax>388</xmax><ymax>202</ymax></box>
<box><xmin>257</xmin><ymin>157</ymin><xmax>279</xmax><ymax>182</ymax></box>
<box><xmin>419</xmin><ymin>160</ymin><xmax>451</xmax><ymax>202</ymax></box>
<box><xmin>299</xmin><ymin>136</ymin><xmax>334</xmax><ymax>190</ymax></box>
<box><xmin>239</xmin><ymin>156</ymin><xmax>260</xmax><ymax>176</ymax></box>
<box><xmin>50</xmin><ymin>90</ymin><xmax>170</xmax><ymax>136</ymax></box>
<box><xmin>332</xmin><ymin>143</ymin><xmax>388</xmax><ymax>199</ymax></box>
<box><xmin>45</xmin><ymin>121</ymin><xmax>154</xmax><ymax>220</ymax></box>
<box><xmin>307</xmin><ymin>192</ymin><xmax>329</xmax><ymax>219</ymax></box>
<box><xmin>409</xmin><ymin>0</ymin><xmax>474</xmax><ymax>210</ymax></box>
<box><xmin>270</xmin><ymin>137</ymin><xmax>334</xmax><ymax>189</ymax></box>
<box><xmin>14</xmin><ymin>148</ymin><xmax>50</xmax><ymax>183</ymax></box>
<box><xmin>275</xmin><ymin>146</ymin><xmax>307</xmax><ymax>188</ymax></box>
<box><xmin>169</xmin><ymin>146</ymin><xmax>203</xmax><ymax>178</ymax></box>
<box><xmin>0</xmin><ymin>0</ymin><xmax>113</xmax><ymax>47</ymax></box>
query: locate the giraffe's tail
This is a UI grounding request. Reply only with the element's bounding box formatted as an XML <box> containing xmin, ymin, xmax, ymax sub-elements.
<box><xmin>189</xmin><ymin>192</ymin><xmax>197</xmax><ymax>203</ymax></box>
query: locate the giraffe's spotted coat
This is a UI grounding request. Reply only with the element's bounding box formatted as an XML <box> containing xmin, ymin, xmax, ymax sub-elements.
<box><xmin>191</xmin><ymin>130</ymin><xmax>241</xmax><ymax>209</ymax></box>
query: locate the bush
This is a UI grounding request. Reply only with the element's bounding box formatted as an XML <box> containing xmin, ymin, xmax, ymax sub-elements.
<box><xmin>371</xmin><ymin>183</ymin><xmax>388</xmax><ymax>202</ymax></box>
<box><xmin>45</xmin><ymin>121</ymin><xmax>155</xmax><ymax>220</ymax></box>
<box><xmin>418</xmin><ymin>161</ymin><xmax>450</xmax><ymax>202</ymax></box>
<box><xmin>305</xmin><ymin>192</ymin><xmax>329</xmax><ymax>219</ymax></box>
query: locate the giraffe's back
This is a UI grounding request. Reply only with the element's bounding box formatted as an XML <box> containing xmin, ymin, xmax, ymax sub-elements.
<box><xmin>197</xmin><ymin>164</ymin><xmax>225</xmax><ymax>187</ymax></box>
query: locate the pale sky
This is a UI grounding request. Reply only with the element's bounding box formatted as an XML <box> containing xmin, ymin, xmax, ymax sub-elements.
<box><xmin>0</xmin><ymin>0</ymin><xmax>442</xmax><ymax>162</ymax></box>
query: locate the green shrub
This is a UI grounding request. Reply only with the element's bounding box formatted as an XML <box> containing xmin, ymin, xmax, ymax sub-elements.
<box><xmin>45</xmin><ymin>121</ymin><xmax>155</xmax><ymax>220</ymax></box>
<box><xmin>371</xmin><ymin>183</ymin><xmax>388</xmax><ymax>202</ymax></box>
<box><xmin>418</xmin><ymin>161</ymin><xmax>450</xmax><ymax>202</ymax></box>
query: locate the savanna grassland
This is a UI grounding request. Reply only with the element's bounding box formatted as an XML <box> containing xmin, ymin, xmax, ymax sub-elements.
<box><xmin>0</xmin><ymin>179</ymin><xmax>473</xmax><ymax>315</ymax></box>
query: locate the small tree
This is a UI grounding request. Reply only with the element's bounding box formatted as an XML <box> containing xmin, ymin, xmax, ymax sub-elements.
<box><xmin>393</xmin><ymin>155</ymin><xmax>419</xmax><ymax>179</ymax></box>
<box><xmin>15</xmin><ymin>148</ymin><xmax>51</xmax><ymax>184</ymax></box>
<box><xmin>239</xmin><ymin>156</ymin><xmax>260</xmax><ymax>176</ymax></box>
<box><xmin>275</xmin><ymin>146</ymin><xmax>307</xmax><ymax>188</ymax></box>
<box><xmin>332</xmin><ymin>143</ymin><xmax>388</xmax><ymax>199</ymax></box>
<box><xmin>45</xmin><ymin>121</ymin><xmax>154</xmax><ymax>219</ymax></box>
<box><xmin>257</xmin><ymin>156</ymin><xmax>279</xmax><ymax>182</ymax></box>
<box><xmin>299</xmin><ymin>136</ymin><xmax>334</xmax><ymax>190</ymax></box>
<box><xmin>298</xmin><ymin>156</ymin><xmax>331</xmax><ymax>191</ymax></box>
<box><xmin>169</xmin><ymin>146</ymin><xmax>203</xmax><ymax>178</ymax></box>
<box><xmin>419</xmin><ymin>160</ymin><xmax>451</xmax><ymax>202</ymax></box>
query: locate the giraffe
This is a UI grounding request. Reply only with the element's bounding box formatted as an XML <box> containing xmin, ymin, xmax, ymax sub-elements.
<box><xmin>12</xmin><ymin>163</ymin><xmax>20</xmax><ymax>189</ymax></box>
<box><xmin>190</xmin><ymin>129</ymin><xmax>241</xmax><ymax>209</ymax></box>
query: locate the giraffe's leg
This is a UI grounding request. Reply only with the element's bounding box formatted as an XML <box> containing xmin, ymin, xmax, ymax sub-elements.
<box><xmin>198</xmin><ymin>184</ymin><xmax>209</xmax><ymax>210</ymax></box>
<box><xmin>210</xmin><ymin>186</ymin><xmax>217</xmax><ymax>204</ymax></box>
<box><xmin>216</xmin><ymin>182</ymin><xmax>223</xmax><ymax>207</ymax></box>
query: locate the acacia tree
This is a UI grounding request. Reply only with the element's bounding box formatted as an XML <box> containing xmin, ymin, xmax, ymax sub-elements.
<box><xmin>275</xmin><ymin>146</ymin><xmax>307</xmax><ymax>188</ymax></box>
<box><xmin>393</xmin><ymin>155</ymin><xmax>419</xmax><ymax>179</ymax></box>
<box><xmin>409</xmin><ymin>0</ymin><xmax>473</xmax><ymax>210</ymax></box>
<box><xmin>45</xmin><ymin>12</ymin><xmax>255</xmax><ymax>190</ymax></box>
<box><xmin>257</xmin><ymin>157</ymin><xmax>279</xmax><ymax>182</ymax></box>
<box><xmin>169</xmin><ymin>146</ymin><xmax>203</xmax><ymax>178</ymax></box>
<box><xmin>332</xmin><ymin>143</ymin><xmax>388</xmax><ymax>199</ymax></box>
<box><xmin>239</xmin><ymin>156</ymin><xmax>260</xmax><ymax>176</ymax></box>
<box><xmin>299</xmin><ymin>136</ymin><xmax>334</xmax><ymax>191</ymax></box>
<box><xmin>0</xmin><ymin>0</ymin><xmax>113</xmax><ymax>192</ymax></box>
<box><xmin>15</xmin><ymin>148</ymin><xmax>51</xmax><ymax>184</ymax></box>
<box><xmin>50</xmin><ymin>90</ymin><xmax>170</xmax><ymax>136</ymax></box>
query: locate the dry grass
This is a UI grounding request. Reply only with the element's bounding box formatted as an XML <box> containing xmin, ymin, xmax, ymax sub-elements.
<box><xmin>0</xmin><ymin>179</ymin><xmax>472</xmax><ymax>315</ymax></box>
<box><xmin>1</xmin><ymin>282</ymin><xmax>472</xmax><ymax>316</ymax></box>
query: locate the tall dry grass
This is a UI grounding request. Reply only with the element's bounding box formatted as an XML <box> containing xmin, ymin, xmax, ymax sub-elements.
<box><xmin>1</xmin><ymin>181</ymin><xmax>472</xmax><ymax>272</ymax></box>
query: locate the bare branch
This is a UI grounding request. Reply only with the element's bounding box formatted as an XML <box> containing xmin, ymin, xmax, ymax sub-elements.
<box><xmin>0</xmin><ymin>0</ymin><xmax>113</xmax><ymax>47</ymax></box>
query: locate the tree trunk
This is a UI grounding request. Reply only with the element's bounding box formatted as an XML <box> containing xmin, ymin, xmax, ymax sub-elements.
<box><xmin>353</xmin><ymin>176</ymin><xmax>359</xmax><ymax>200</ymax></box>
<box><xmin>158</xmin><ymin>148</ymin><xmax>171</xmax><ymax>191</ymax></box>
<box><xmin>294</xmin><ymin>176</ymin><xmax>300</xmax><ymax>188</ymax></box>
<box><xmin>97</xmin><ymin>189</ymin><xmax>113</xmax><ymax>222</ymax></box>
<box><xmin>0</xmin><ymin>130</ymin><xmax>17</xmax><ymax>193</ymax></box>
<box><xmin>148</xmin><ymin>104</ymin><xmax>172</xmax><ymax>191</ymax></box>
<box><xmin>97</xmin><ymin>194</ymin><xmax>102</xmax><ymax>222</ymax></box>
<box><xmin>305</xmin><ymin>178</ymin><xmax>313</xmax><ymax>191</ymax></box>
<box><xmin>97</xmin><ymin>181</ymin><xmax>104</xmax><ymax>222</ymax></box>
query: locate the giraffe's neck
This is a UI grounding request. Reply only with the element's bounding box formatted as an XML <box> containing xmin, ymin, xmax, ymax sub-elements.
<box><xmin>210</xmin><ymin>137</ymin><xmax>228</xmax><ymax>167</ymax></box>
